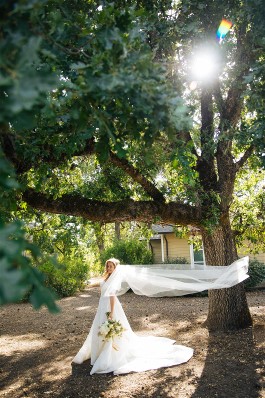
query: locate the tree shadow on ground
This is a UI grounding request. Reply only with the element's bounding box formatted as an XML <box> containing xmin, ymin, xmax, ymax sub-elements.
<box><xmin>191</xmin><ymin>326</ymin><xmax>264</xmax><ymax>398</ymax></box>
<box><xmin>62</xmin><ymin>362</ymin><xmax>113</xmax><ymax>398</ymax></box>
<box><xmin>1</xmin><ymin>290</ymin><xmax>263</xmax><ymax>398</ymax></box>
<box><xmin>56</xmin><ymin>360</ymin><xmax>192</xmax><ymax>398</ymax></box>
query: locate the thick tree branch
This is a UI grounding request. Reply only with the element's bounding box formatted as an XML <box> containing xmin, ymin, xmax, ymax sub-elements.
<box><xmin>213</xmin><ymin>80</ymin><xmax>225</xmax><ymax>119</ymax></box>
<box><xmin>201</xmin><ymin>87</ymin><xmax>214</xmax><ymax>151</ymax></box>
<box><xmin>2</xmin><ymin>126</ymin><xmax>165</xmax><ymax>202</ymax></box>
<box><xmin>196</xmin><ymin>87</ymin><xmax>218</xmax><ymax>191</ymax></box>
<box><xmin>0</xmin><ymin>125</ymin><xmax>27</xmax><ymax>173</ymax></box>
<box><xmin>220</xmin><ymin>26</ymin><xmax>253</xmax><ymax>130</ymax></box>
<box><xmin>1</xmin><ymin>128</ymin><xmax>96</xmax><ymax>174</ymax></box>
<box><xmin>235</xmin><ymin>145</ymin><xmax>255</xmax><ymax>171</ymax></box>
<box><xmin>177</xmin><ymin>131</ymin><xmax>194</xmax><ymax>144</ymax></box>
<box><xmin>109</xmin><ymin>153</ymin><xmax>165</xmax><ymax>202</ymax></box>
<box><xmin>1</xmin><ymin>122</ymin><xmax>165</xmax><ymax>202</ymax></box>
<box><xmin>215</xmin><ymin>27</ymin><xmax>254</xmax><ymax>202</ymax></box>
<box><xmin>216</xmin><ymin>143</ymin><xmax>236</xmax><ymax>209</ymax></box>
<box><xmin>176</xmin><ymin>131</ymin><xmax>199</xmax><ymax>158</ymax></box>
<box><xmin>23</xmin><ymin>189</ymin><xmax>201</xmax><ymax>226</ymax></box>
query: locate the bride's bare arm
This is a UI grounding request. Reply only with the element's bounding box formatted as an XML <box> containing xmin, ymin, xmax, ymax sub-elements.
<box><xmin>109</xmin><ymin>296</ymin><xmax>115</xmax><ymax>319</ymax></box>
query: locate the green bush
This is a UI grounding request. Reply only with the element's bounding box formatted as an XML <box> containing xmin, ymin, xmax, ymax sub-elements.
<box><xmin>244</xmin><ymin>259</ymin><xmax>265</xmax><ymax>290</ymax></box>
<box><xmin>100</xmin><ymin>238</ymin><xmax>153</xmax><ymax>268</ymax></box>
<box><xmin>158</xmin><ymin>257</ymin><xmax>190</xmax><ymax>270</ymax></box>
<box><xmin>163</xmin><ymin>257</ymin><xmax>189</xmax><ymax>264</ymax></box>
<box><xmin>37</xmin><ymin>257</ymin><xmax>90</xmax><ymax>297</ymax></box>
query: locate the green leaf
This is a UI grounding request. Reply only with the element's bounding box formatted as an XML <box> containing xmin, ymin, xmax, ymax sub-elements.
<box><xmin>29</xmin><ymin>286</ymin><xmax>60</xmax><ymax>313</ymax></box>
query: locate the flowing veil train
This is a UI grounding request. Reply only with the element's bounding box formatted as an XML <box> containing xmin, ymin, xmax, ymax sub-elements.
<box><xmin>72</xmin><ymin>257</ymin><xmax>249</xmax><ymax>375</ymax></box>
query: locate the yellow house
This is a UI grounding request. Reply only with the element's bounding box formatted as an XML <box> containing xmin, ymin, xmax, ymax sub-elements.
<box><xmin>149</xmin><ymin>224</ymin><xmax>265</xmax><ymax>266</ymax></box>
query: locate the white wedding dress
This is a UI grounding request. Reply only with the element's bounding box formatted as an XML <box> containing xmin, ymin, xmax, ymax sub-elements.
<box><xmin>72</xmin><ymin>280</ymin><xmax>193</xmax><ymax>375</ymax></box>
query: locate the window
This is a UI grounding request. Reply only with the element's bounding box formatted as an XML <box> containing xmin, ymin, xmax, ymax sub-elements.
<box><xmin>190</xmin><ymin>243</ymin><xmax>205</xmax><ymax>269</ymax></box>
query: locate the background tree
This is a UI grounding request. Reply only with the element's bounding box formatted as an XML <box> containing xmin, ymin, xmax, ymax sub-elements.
<box><xmin>1</xmin><ymin>0</ymin><xmax>264</xmax><ymax>330</ymax></box>
<box><xmin>231</xmin><ymin>166</ymin><xmax>265</xmax><ymax>254</ymax></box>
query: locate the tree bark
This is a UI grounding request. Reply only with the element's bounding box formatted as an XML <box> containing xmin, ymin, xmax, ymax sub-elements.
<box><xmin>23</xmin><ymin>189</ymin><xmax>201</xmax><ymax>226</ymax></box>
<box><xmin>202</xmin><ymin>216</ymin><xmax>252</xmax><ymax>331</ymax></box>
<box><xmin>115</xmin><ymin>222</ymin><xmax>121</xmax><ymax>240</ymax></box>
<box><xmin>92</xmin><ymin>222</ymin><xmax>105</xmax><ymax>253</ymax></box>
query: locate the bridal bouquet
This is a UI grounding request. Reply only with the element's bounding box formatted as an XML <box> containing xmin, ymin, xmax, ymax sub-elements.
<box><xmin>98</xmin><ymin>312</ymin><xmax>125</xmax><ymax>343</ymax></box>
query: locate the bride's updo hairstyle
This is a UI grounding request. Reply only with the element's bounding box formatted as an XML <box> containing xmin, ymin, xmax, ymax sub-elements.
<box><xmin>103</xmin><ymin>258</ymin><xmax>120</xmax><ymax>280</ymax></box>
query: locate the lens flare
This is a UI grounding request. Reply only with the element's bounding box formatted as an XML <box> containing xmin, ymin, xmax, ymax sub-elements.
<box><xmin>216</xmin><ymin>19</ymin><xmax>233</xmax><ymax>42</ymax></box>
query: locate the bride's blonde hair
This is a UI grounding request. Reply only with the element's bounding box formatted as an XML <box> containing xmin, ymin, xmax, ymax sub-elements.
<box><xmin>103</xmin><ymin>258</ymin><xmax>120</xmax><ymax>280</ymax></box>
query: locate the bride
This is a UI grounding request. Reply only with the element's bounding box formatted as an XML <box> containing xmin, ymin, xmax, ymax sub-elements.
<box><xmin>72</xmin><ymin>258</ymin><xmax>194</xmax><ymax>375</ymax></box>
<box><xmin>72</xmin><ymin>255</ymin><xmax>249</xmax><ymax>374</ymax></box>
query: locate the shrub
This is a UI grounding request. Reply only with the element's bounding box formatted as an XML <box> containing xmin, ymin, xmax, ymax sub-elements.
<box><xmin>244</xmin><ymin>259</ymin><xmax>265</xmax><ymax>290</ymax></box>
<box><xmin>37</xmin><ymin>257</ymin><xmax>90</xmax><ymax>297</ymax></box>
<box><xmin>163</xmin><ymin>257</ymin><xmax>189</xmax><ymax>264</ymax></box>
<box><xmin>156</xmin><ymin>257</ymin><xmax>190</xmax><ymax>270</ymax></box>
<box><xmin>100</xmin><ymin>238</ymin><xmax>153</xmax><ymax>268</ymax></box>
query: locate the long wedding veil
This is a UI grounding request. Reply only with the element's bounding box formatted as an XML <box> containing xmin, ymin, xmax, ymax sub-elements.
<box><xmin>103</xmin><ymin>256</ymin><xmax>250</xmax><ymax>298</ymax></box>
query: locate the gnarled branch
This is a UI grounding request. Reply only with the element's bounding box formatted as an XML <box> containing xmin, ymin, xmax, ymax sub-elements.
<box><xmin>213</xmin><ymin>80</ymin><xmax>225</xmax><ymax>119</ymax></box>
<box><xmin>109</xmin><ymin>153</ymin><xmax>165</xmax><ymax>202</ymax></box>
<box><xmin>23</xmin><ymin>189</ymin><xmax>201</xmax><ymax>226</ymax></box>
<box><xmin>196</xmin><ymin>87</ymin><xmax>218</xmax><ymax>191</ymax></box>
<box><xmin>220</xmin><ymin>25</ymin><xmax>253</xmax><ymax>130</ymax></box>
<box><xmin>235</xmin><ymin>144</ymin><xmax>255</xmax><ymax>171</ymax></box>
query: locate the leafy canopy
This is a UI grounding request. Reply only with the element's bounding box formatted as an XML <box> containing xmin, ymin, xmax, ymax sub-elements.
<box><xmin>1</xmin><ymin>0</ymin><xmax>265</xmax><ymax>310</ymax></box>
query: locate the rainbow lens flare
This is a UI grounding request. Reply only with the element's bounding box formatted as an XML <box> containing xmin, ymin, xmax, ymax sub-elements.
<box><xmin>216</xmin><ymin>19</ymin><xmax>233</xmax><ymax>42</ymax></box>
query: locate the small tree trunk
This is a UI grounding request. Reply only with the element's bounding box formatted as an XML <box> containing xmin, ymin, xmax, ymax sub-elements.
<box><xmin>93</xmin><ymin>222</ymin><xmax>105</xmax><ymax>254</ymax></box>
<box><xmin>202</xmin><ymin>217</ymin><xmax>252</xmax><ymax>331</ymax></box>
<box><xmin>115</xmin><ymin>222</ymin><xmax>121</xmax><ymax>240</ymax></box>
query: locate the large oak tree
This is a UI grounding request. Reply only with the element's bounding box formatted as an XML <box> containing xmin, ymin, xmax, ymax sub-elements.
<box><xmin>1</xmin><ymin>0</ymin><xmax>264</xmax><ymax>329</ymax></box>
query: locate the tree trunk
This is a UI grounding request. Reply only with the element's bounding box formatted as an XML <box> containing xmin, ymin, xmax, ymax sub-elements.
<box><xmin>93</xmin><ymin>222</ymin><xmax>105</xmax><ymax>254</ymax></box>
<box><xmin>115</xmin><ymin>222</ymin><xmax>121</xmax><ymax>240</ymax></box>
<box><xmin>202</xmin><ymin>217</ymin><xmax>252</xmax><ymax>331</ymax></box>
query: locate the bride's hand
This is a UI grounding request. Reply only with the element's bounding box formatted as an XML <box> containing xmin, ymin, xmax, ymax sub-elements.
<box><xmin>108</xmin><ymin>312</ymin><xmax>114</xmax><ymax>320</ymax></box>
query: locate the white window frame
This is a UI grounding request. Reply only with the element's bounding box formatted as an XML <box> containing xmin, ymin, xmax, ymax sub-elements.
<box><xmin>189</xmin><ymin>243</ymin><xmax>205</xmax><ymax>269</ymax></box>
<box><xmin>160</xmin><ymin>234</ymin><xmax>165</xmax><ymax>262</ymax></box>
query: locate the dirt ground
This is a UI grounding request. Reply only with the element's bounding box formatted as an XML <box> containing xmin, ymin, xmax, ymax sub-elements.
<box><xmin>0</xmin><ymin>287</ymin><xmax>264</xmax><ymax>398</ymax></box>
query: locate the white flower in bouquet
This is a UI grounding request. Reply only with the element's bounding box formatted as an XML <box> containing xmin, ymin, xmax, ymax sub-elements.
<box><xmin>98</xmin><ymin>312</ymin><xmax>126</xmax><ymax>346</ymax></box>
<box><xmin>99</xmin><ymin>321</ymin><xmax>110</xmax><ymax>337</ymax></box>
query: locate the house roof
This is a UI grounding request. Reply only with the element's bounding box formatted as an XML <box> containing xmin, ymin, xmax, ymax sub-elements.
<box><xmin>150</xmin><ymin>234</ymin><xmax>162</xmax><ymax>240</ymax></box>
<box><xmin>151</xmin><ymin>224</ymin><xmax>201</xmax><ymax>237</ymax></box>
<box><xmin>151</xmin><ymin>224</ymin><xmax>175</xmax><ymax>234</ymax></box>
